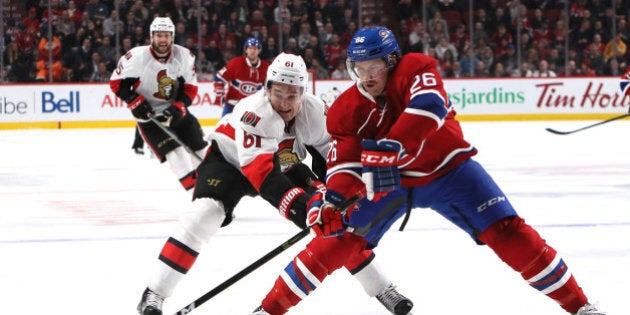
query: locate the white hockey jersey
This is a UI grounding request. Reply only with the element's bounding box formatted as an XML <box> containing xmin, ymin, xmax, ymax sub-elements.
<box><xmin>211</xmin><ymin>90</ymin><xmax>329</xmax><ymax>189</ymax></box>
<box><xmin>110</xmin><ymin>44</ymin><xmax>197</xmax><ymax>114</ymax></box>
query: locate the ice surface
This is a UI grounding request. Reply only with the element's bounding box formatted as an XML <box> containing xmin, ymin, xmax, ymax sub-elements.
<box><xmin>1</xmin><ymin>120</ymin><xmax>628</xmax><ymax>315</ymax></box>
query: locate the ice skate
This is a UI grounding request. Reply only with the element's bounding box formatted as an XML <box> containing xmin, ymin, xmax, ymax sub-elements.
<box><xmin>137</xmin><ymin>287</ymin><xmax>164</xmax><ymax>315</ymax></box>
<box><xmin>376</xmin><ymin>284</ymin><xmax>414</xmax><ymax>315</ymax></box>
<box><xmin>250</xmin><ymin>306</ymin><xmax>271</xmax><ymax>315</ymax></box>
<box><xmin>573</xmin><ymin>303</ymin><xmax>606</xmax><ymax>315</ymax></box>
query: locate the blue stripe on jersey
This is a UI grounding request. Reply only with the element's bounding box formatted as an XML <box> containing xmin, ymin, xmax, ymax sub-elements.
<box><xmin>408</xmin><ymin>91</ymin><xmax>448</xmax><ymax>119</ymax></box>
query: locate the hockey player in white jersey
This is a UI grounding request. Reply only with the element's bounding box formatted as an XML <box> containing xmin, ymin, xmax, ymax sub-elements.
<box><xmin>110</xmin><ymin>17</ymin><xmax>208</xmax><ymax>191</ymax></box>
<box><xmin>137</xmin><ymin>53</ymin><xmax>413</xmax><ymax>315</ymax></box>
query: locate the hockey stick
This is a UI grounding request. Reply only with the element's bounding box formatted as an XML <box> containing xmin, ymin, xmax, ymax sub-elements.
<box><xmin>545</xmin><ymin>113</ymin><xmax>630</xmax><ymax>135</ymax></box>
<box><xmin>173</xmin><ymin>194</ymin><xmax>361</xmax><ymax>315</ymax></box>
<box><xmin>148</xmin><ymin>116</ymin><xmax>203</xmax><ymax>162</ymax></box>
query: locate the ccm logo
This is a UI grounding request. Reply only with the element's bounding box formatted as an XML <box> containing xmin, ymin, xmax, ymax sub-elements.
<box><xmin>361</xmin><ymin>152</ymin><xmax>396</xmax><ymax>165</ymax></box>
<box><xmin>477</xmin><ymin>196</ymin><xmax>507</xmax><ymax>212</ymax></box>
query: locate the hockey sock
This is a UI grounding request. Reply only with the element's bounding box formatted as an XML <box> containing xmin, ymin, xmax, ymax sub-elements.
<box><xmin>478</xmin><ymin>216</ymin><xmax>588</xmax><ymax>313</ymax></box>
<box><xmin>347</xmin><ymin>251</ymin><xmax>392</xmax><ymax>297</ymax></box>
<box><xmin>261</xmin><ymin>232</ymin><xmax>367</xmax><ymax>314</ymax></box>
<box><xmin>166</xmin><ymin>147</ymin><xmax>196</xmax><ymax>190</ymax></box>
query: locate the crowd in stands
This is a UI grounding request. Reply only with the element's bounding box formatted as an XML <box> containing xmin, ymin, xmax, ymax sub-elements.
<box><xmin>398</xmin><ymin>0</ymin><xmax>630</xmax><ymax>78</ymax></box>
<box><xmin>2</xmin><ymin>0</ymin><xmax>630</xmax><ymax>83</ymax></box>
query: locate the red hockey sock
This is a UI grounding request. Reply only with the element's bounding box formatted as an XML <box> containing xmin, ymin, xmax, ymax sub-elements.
<box><xmin>478</xmin><ymin>216</ymin><xmax>588</xmax><ymax>313</ymax></box>
<box><xmin>261</xmin><ymin>233</ymin><xmax>367</xmax><ymax>314</ymax></box>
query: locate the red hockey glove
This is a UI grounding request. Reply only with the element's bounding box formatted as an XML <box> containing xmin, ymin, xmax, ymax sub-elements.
<box><xmin>308</xmin><ymin>179</ymin><xmax>326</xmax><ymax>194</ymax></box>
<box><xmin>306</xmin><ymin>190</ymin><xmax>345</xmax><ymax>237</ymax></box>
<box><xmin>214</xmin><ymin>81</ymin><xmax>225</xmax><ymax>97</ymax></box>
<box><xmin>127</xmin><ymin>95</ymin><xmax>154</xmax><ymax>120</ymax></box>
<box><xmin>361</xmin><ymin>139</ymin><xmax>403</xmax><ymax>201</ymax></box>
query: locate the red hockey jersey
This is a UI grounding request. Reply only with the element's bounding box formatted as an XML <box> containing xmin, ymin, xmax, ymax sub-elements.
<box><xmin>215</xmin><ymin>56</ymin><xmax>270</xmax><ymax>103</ymax></box>
<box><xmin>326</xmin><ymin>53</ymin><xmax>477</xmax><ymax>198</ymax></box>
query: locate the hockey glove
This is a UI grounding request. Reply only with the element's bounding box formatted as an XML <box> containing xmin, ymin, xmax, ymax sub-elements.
<box><xmin>214</xmin><ymin>81</ymin><xmax>225</xmax><ymax>98</ymax></box>
<box><xmin>127</xmin><ymin>95</ymin><xmax>154</xmax><ymax>120</ymax></box>
<box><xmin>360</xmin><ymin>139</ymin><xmax>403</xmax><ymax>201</ymax></box>
<box><xmin>306</xmin><ymin>190</ymin><xmax>345</xmax><ymax>237</ymax></box>
<box><xmin>277</xmin><ymin>187</ymin><xmax>310</xmax><ymax>229</ymax></box>
<box><xmin>164</xmin><ymin>101</ymin><xmax>187</xmax><ymax>125</ymax></box>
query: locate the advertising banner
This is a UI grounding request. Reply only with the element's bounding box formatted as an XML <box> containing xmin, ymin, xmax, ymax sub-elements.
<box><xmin>2</xmin><ymin>77</ymin><xmax>629</xmax><ymax>129</ymax></box>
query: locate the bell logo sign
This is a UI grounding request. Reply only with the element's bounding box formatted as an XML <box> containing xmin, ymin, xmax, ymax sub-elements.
<box><xmin>41</xmin><ymin>91</ymin><xmax>81</xmax><ymax>113</ymax></box>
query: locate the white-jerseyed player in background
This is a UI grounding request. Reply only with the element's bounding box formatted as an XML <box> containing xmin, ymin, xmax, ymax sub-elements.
<box><xmin>136</xmin><ymin>52</ymin><xmax>412</xmax><ymax>315</ymax></box>
<box><xmin>110</xmin><ymin>17</ymin><xmax>208</xmax><ymax>192</ymax></box>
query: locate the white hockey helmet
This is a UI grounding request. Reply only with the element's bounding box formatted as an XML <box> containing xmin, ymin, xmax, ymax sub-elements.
<box><xmin>265</xmin><ymin>52</ymin><xmax>308</xmax><ymax>92</ymax></box>
<box><xmin>150</xmin><ymin>17</ymin><xmax>175</xmax><ymax>39</ymax></box>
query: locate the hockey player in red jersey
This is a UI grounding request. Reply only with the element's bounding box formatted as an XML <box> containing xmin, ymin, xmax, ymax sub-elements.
<box><xmin>110</xmin><ymin>17</ymin><xmax>208</xmax><ymax>191</ymax></box>
<box><xmin>251</xmin><ymin>27</ymin><xmax>605</xmax><ymax>315</ymax></box>
<box><xmin>136</xmin><ymin>52</ymin><xmax>412</xmax><ymax>315</ymax></box>
<box><xmin>214</xmin><ymin>37</ymin><xmax>270</xmax><ymax>117</ymax></box>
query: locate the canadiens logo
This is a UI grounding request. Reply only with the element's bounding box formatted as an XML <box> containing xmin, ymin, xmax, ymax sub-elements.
<box><xmin>240</xmin><ymin>111</ymin><xmax>261</xmax><ymax>127</ymax></box>
<box><xmin>153</xmin><ymin>69</ymin><xmax>178</xmax><ymax>100</ymax></box>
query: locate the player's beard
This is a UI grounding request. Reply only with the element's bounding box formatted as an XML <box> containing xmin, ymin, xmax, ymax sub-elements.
<box><xmin>152</xmin><ymin>42</ymin><xmax>172</xmax><ymax>56</ymax></box>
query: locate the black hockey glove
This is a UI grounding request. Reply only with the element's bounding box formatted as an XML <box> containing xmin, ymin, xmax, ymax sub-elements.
<box><xmin>163</xmin><ymin>101</ymin><xmax>187</xmax><ymax>125</ymax></box>
<box><xmin>127</xmin><ymin>95</ymin><xmax>154</xmax><ymax>120</ymax></box>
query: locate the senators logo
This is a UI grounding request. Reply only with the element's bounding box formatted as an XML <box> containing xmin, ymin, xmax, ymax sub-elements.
<box><xmin>277</xmin><ymin>139</ymin><xmax>299</xmax><ymax>171</ymax></box>
<box><xmin>240</xmin><ymin>111</ymin><xmax>261</xmax><ymax>127</ymax></box>
<box><xmin>153</xmin><ymin>69</ymin><xmax>178</xmax><ymax>100</ymax></box>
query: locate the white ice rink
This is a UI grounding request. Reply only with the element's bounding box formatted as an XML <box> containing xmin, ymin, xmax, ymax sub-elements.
<box><xmin>1</xmin><ymin>120</ymin><xmax>628</xmax><ymax>315</ymax></box>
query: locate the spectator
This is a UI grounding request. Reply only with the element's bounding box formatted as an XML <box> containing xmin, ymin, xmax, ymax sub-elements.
<box><xmin>23</xmin><ymin>7</ymin><xmax>40</xmax><ymax>36</ymax></box>
<box><xmin>89</xmin><ymin>61</ymin><xmax>111</xmax><ymax>82</ymax></box>
<box><xmin>435</xmin><ymin>35</ymin><xmax>458</xmax><ymax>62</ymax></box>
<box><xmin>604</xmin><ymin>34</ymin><xmax>627</xmax><ymax>61</ymax></box>
<box><xmin>84</xmin><ymin>0</ymin><xmax>109</xmax><ymax>27</ymax></box>
<box><xmin>514</xmin><ymin>61</ymin><xmax>533</xmax><ymax>77</ymax></box>
<box><xmin>78</xmin><ymin>11</ymin><xmax>96</xmax><ymax>34</ymax></box>
<box><xmin>97</xmin><ymin>36</ymin><xmax>117</xmax><ymax>70</ymax></box>
<box><xmin>497</xmin><ymin>41</ymin><xmax>517</xmax><ymax>73</ymax></box>
<box><xmin>296</xmin><ymin>22</ymin><xmax>312</xmax><ymax>50</ymax></box>
<box><xmin>102</xmin><ymin>9</ymin><xmax>124</xmax><ymax>38</ymax></box>
<box><xmin>587</xmin><ymin>43</ymin><xmax>606</xmax><ymax>75</ymax></box>
<box><xmin>71</xmin><ymin>37</ymin><xmax>95</xmax><ymax>81</ymax></box>
<box><xmin>491</xmin><ymin>61</ymin><xmax>509</xmax><ymax>77</ymax></box>
<box><xmin>8</xmin><ymin>54</ymin><xmax>35</xmax><ymax>82</ymax></box>
<box><xmin>261</xmin><ymin>36</ymin><xmax>279</xmax><ymax>63</ymax></box>
<box><xmin>459</xmin><ymin>46</ymin><xmax>479</xmax><ymax>76</ymax></box>
<box><xmin>445</xmin><ymin>60</ymin><xmax>463</xmax><ymax>78</ymax></box>
<box><xmin>324</xmin><ymin>33</ymin><xmax>344</xmax><ymax>71</ymax></box>
<box><xmin>408</xmin><ymin>21</ymin><xmax>429</xmax><ymax>53</ymax></box>
<box><xmin>274</xmin><ymin>0</ymin><xmax>291</xmax><ymax>25</ymax></box>
<box><xmin>450</xmin><ymin>23</ymin><xmax>469</xmax><ymax>53</ymax></box>
<box><xmin>330</xmin><ymin>58</ymin><xmax>350</xmax><ymax>79</ymax></box>
<box><xmin>531</xmin><ymin>59</ymin><xmax>557</xmax><ymax>77</ymax></box>
<box><xmin>210</xmin><ymin>23</ymin><xmax>236</xmax><ymax>51</ymax></box>
<box><xmin>310</xmin><ymin>58</ymin><xmax>329</xmax><ymax>79</ymax></box>
<box><xmin>65</xmin><ymin>1</ymin><xmax>83</xmax><ymax>24</ymax></box>
<box><xmin>318</xmin><ymin>21</ymin><xmax>335</xmax><ymax>49</ymax></box>
<box><xmin>35</xmin><ymin>34</ymin><xmax>66</xmax><ymax>82</ymax></box>
<box><xmin>428</xmin><ymin>11</ymin><xmax>449</xmax><ymax>41</ymax></box>
<box><xmin>13</xmin><ymin>22</ymin><xmax>37</xmax><ymax>64</ymax></box>
<box><xmin>55</xmin><ymin>10</ymin><xmax>77</xmax><ymax>38</ymax></box>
